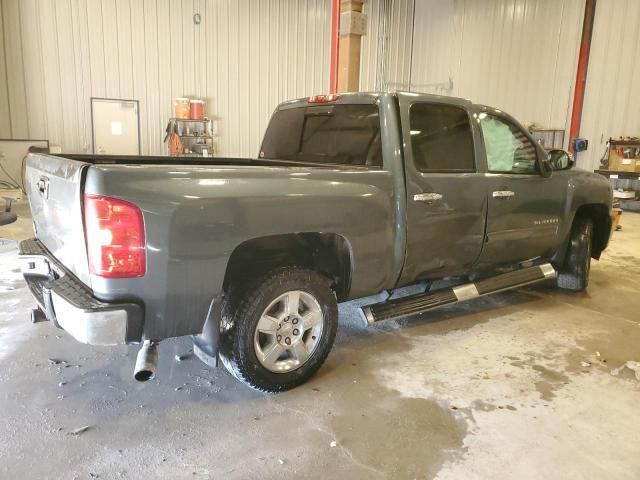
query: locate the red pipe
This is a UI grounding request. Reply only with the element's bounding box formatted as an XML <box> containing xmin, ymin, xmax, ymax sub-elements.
<box><xmin>569</xmin><ymin>0</ymin><xmax>597</xmax><ymax>153</ymax></box>
<box><xmin>329</xmin><ymin>0</ymin><xmax>340</xmax><ymax>93</ymax></box>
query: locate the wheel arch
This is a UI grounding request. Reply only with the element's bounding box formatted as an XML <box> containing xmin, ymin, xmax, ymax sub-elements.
<box><xmin>573</xmin><ymin>203</ymin><xmax>611</xmax><ymax>259</ymax></box>
<box><xmin>222</xmin><ymin>232</ymin><xmax>354</xmax><ymax>301</ymax></box>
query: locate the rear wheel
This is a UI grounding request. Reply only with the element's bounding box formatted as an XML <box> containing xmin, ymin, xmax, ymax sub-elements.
<box><xmin>557</xmin><ymin>217</ymin><xmax>593</xmax><ymax>292</ymax></box>
<box><xmin>220</xmin><ymin>267</ymin><xmax>338</xmax><ymax>392</ymax></box>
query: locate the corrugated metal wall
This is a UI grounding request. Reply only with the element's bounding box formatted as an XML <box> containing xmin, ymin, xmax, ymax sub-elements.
<box><xmin>0</xmin><ymin>1</ymin><xmax>10</xmax><ymax>138</ymax></box>
<box><xmin>4</xmin><ymin>0</ymin><xmax>637</xmax><ymax>168</ymax></box>
<box><xmin>362</xmin><ymin>0</ymin><xmax>585</xmax><ymax>148</ymax></box>
<box><xmin>451</xmin><ymin>0</ymin><xmax>584</xmax><ymax>135</ymax></box>
<box><xmin>360</xmin><ymin>0</ymin><xmax>414</xmax><ymax>92</ymax></box>
<box><xmin>359</xmin><ymin>0</ymin><xmax>388</xmax><ymax>91</ymax></box>
<box><xmin>579</xmin><ymin>0</ymin><xmax>640</xmax><ymax>171</ymax></box>
<box><xmin>0</xmin><ymin>0</ymin><xmax>330</xmax><ymax>157</ymax></box>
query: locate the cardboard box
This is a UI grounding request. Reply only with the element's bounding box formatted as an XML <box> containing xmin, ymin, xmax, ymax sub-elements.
<box><xmin>619</xmin><ymin>158</ymin><xmax>639</xmax><ymax>172</ymax></box>
<box><xmin>608</xmin><ymin>144</ymin><xmax>640</xmax><ymax>172</ymax></box>
<box><xmin>609</xmin><ymin>152</ymin><xmax>640</xmax><ymax>172</ymax></box>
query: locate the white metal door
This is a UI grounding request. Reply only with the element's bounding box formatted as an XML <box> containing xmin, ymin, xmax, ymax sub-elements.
<box><xmin>91</xmin><ymin>98</ymin><xmax>140</xmax><ymax>155</ymax></box>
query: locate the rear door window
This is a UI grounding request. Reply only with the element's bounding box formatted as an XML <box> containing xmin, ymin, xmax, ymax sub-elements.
<box><xmin>409</xmin><ymin>103</ymin><xmax>475</xmax><ymax>172</ymax></box>
<box><xmin>260</xmin><ymin>104</ymin><xmax>382</xmax><ymax>167</ymax></box>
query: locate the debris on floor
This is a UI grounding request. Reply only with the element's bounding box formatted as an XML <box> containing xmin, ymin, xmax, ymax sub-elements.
<box><xmin>68</xmin><ymin>425</ymin><xmax>92</xmax><ymax>436</ymax></box>
<box><xmin>3</xmin><ymin>214</ymin><xmax>640</xmax><ymax>479</ymax></box>
<box><xmin>610</xmin><ymin>361</ymin><xmax>640</xmax><ymax>380</ymax></box>
<box><xmin>47</xmin><ymin>358</ymin><xmax>81</xmax><ymax>369</ymax></box>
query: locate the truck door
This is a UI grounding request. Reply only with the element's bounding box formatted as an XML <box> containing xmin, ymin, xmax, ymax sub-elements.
<box><xmin>397</xmin><ymin>95</ymin><xmax>487</xmax><ymax>285</ymax></box>
<box><xmin>474</xmin><ymin>111</ymin><xmax>566</xmax><ymax>268</ymax></box>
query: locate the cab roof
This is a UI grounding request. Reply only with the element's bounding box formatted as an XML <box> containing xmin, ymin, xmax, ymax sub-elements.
<box><xmin>277</xmin><ymin>90</ymin><xmax>474</xmax><ymax>110</ymax></box>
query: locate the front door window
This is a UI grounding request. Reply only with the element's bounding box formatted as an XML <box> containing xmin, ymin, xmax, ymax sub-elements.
<box><xmin>479</xmin><ymin>114</ymin><xmax>538</xmax><ymax>174</ymax></box>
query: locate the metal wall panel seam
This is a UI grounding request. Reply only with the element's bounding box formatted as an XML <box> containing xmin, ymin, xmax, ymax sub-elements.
<box><xmin>0</xmin><ymin>0</ymin><xmax>12</xmax><ymax>137</ymax></box>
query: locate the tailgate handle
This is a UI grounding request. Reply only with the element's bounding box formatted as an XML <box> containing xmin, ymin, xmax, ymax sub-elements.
<box><xmin>37</xmin><ymin>176</ymin><xmax>50</xmax><ymax>199</ymax></box>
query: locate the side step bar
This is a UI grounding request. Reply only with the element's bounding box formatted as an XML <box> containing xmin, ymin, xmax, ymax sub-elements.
<box><xmin>360</xmin><ymin>263</ymin><xmax>556</xmax><ymax>324</ymax></box>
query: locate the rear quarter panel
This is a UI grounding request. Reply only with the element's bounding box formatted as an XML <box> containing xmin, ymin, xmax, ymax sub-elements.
<box><xmin>84</xmin><ymin>164</ymin><xmax>396</xmax><ymax>339</ymax></box>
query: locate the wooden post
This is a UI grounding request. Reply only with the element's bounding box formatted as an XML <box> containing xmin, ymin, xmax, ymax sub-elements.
<box><xmin>337</xmin><ymin>0</ymin><xmax>367</xmax><ymax>93</ymax></box>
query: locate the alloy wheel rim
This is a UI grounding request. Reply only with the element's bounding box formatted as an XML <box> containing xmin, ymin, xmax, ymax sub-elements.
<box><xmin>253</xmin><ymin>290</ymin><xmax>324</xmax><ymax>373</ymax></box>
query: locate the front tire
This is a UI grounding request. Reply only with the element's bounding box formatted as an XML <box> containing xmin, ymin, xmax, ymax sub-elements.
<box><xmin>219</xmin><ymin>267</ymin><xmax>338</xmax><ymax>392</ymax></box>
<box><xmin>557</xmin><ymin>217</ymin><xmax>593</xmax><ymax>292</ymax></box>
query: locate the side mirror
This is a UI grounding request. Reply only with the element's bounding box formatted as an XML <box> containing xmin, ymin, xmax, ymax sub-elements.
<box><xmin>548</xmin><ymin>149</ymin><xmax>574</xmax><ymax>171</ymax></box>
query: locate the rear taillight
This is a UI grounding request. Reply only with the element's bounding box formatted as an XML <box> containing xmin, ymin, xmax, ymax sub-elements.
<box><xmin>84</xmin><ymin>194</ymin><xmax>146</xmax><ymax>278</ymax></box>
<box><xmin>308</xmin><ymin>94</ymin><xmax>340</xmax><ymax>103</ymax></box>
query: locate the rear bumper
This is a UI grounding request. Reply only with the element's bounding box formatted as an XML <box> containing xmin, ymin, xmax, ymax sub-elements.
<box><xmin>19</xmin><ymin>239</ymin><xmax>143</xmax><ymax>345</ymax></box>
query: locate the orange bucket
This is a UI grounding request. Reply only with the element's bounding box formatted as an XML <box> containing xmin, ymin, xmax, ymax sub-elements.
<box><xmin>175</xmin><ymin>98</ymin><xmax>190</xmax><ymax>119</ymax></box>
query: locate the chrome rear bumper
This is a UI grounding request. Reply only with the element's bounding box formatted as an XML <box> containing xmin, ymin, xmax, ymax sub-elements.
<box><xmin>19</xmin><ymin>238</ymin><xmax>143</xmax><ymax>345</ymax></box>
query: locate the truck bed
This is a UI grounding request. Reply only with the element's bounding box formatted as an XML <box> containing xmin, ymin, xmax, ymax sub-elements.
<box><xmin>24</xmin><ymin>151</ymin><xmax>403</xmax><ymax>340</ymax></box>
<box><xmin>59</xmin><ymin>153</ymin><xmax>355</xmax><ymax>169</ymax></box>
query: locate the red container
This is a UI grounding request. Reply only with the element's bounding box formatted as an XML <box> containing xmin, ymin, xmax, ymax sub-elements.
<box><xmin>190</xmin><ymin>100</ymin><xmax>205</xmax><ymax>120</ymax></box>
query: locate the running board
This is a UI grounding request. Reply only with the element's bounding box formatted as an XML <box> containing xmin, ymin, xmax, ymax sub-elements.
<box><xmin>359</xmin><ymin>263</ymin><xmax>556</xmax><ymax>324</ymax></box>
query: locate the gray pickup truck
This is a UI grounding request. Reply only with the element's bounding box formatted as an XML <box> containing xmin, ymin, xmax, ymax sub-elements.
<box><xmin>19</xmin><ymin>92</ymin><xmax>613</xmax><ymax>392</ymax></box>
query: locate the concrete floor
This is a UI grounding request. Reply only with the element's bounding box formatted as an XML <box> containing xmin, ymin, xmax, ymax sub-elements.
<box><xmin>1</xmin><ymin>204</ymin><xmax>640</xmax><ymax>479</ymax></box>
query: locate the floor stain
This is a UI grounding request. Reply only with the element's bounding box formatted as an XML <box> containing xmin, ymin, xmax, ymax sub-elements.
<box><xmin>531</xmin><ymin>365</ymin><xmax>570</xmax><ymax>401</ymax></box>
<box><xmin>2</xmin><ymin>211</ymin><xmax>640</xmax><ymax>479</ymax></box>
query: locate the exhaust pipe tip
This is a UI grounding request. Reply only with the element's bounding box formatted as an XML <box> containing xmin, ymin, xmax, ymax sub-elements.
<box><xmin>134</xmin><ymin>340</ymin><xmax>158</xmax><ymax>382</ymax></box>
<box><xmin>134</xmin><ymin>369</ymin><xmax>155</xmax><ymax>382</ymax></box>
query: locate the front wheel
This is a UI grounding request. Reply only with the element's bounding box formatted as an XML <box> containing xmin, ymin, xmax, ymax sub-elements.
<box><xmin>557</xmin><ymin>217</ymin><xmax>593</xmax><ymax>292</ymax></box>
<box><xmin>219</xmin><ymin>267</ymin><xmax>338</xmax><ymax>392</ymax></box>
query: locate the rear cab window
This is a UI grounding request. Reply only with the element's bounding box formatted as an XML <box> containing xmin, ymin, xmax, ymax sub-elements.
<box><xmin>408</xmin><ymin>103</ymin><xmax>475</xmax><ymax>172</ymax></box>
<box><xmin>260</xmin><ymin>104</ymin><xmax>382</xmax><ymax>167</ymax></box>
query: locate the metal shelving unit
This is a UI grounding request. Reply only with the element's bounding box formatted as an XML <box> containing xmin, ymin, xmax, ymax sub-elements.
<box><xmin>595</xmin><ymin>170</ymin><xmax>640</xmax><ymax>180</ymax></box>
<box><xmin>529</xmin><ymin>128</ymin><xmax>565</xmax><ymax>150</ymax></box>
<box><xmin>166</xmin><ymin>117</ymin><xmax>214</xmax><ymax>157</ymax></box>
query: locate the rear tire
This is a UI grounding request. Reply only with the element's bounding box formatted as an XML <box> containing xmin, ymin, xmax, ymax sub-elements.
<box><xmin>557</xmin><ymin>217</ymin><xmax>593</xmax><ymax>292</ymax></box>
<box><xmin>219</xmin><ymin>267</ymin><xmax>338</xmax><ymax>392</ymax></box>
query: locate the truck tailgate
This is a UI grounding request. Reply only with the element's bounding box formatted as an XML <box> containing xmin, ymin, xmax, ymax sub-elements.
<box><xmin>24</xmin><ymin>153</ymin><xmax>92</xmax><ymax>287</ymax></box>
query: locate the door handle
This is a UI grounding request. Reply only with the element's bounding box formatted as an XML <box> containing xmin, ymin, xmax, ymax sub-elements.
<box><xmin>414</xmin><ymin>192</ymin><xmax>443</xmax><ymax>203</ymax></box>
<box><xmin>492</xmin><ymin>190</ymin><xmax>515</xmax><ymax>199</ymax></box>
